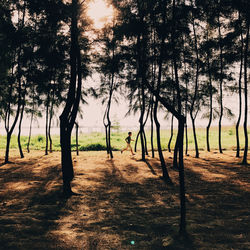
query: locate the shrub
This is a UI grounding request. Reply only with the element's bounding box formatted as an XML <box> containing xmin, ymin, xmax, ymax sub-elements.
<box><xmin>79</xmin><ymin>143</ymin><xmax>118</xmax><ymax>151</ymax></box>
<box><xmin>37</xmin><ymin>136</ymin><xmax>44</xmax><ymax>142</ymax></box>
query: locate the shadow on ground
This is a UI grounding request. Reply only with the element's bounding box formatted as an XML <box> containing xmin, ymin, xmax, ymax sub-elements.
<box><xmin>0</xmin><ymin>150</ymin><xmax>249</xmax><ymax>249</ymax></box>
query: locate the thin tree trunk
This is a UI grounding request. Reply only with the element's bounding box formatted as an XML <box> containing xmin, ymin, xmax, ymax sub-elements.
<box><xmin>48</xmin><ymin>106</ymin><xmax>53</xmax><ymax>153</ymax></box>
<box><xmin>105</xmin><ymin>125</ymin><xmax>109</xmax><ymax>154</ymax></box>
<box><xmin>134</xmin><ymin>131</ymin><xmax>140</xmax><ymax>152</ymax></box>
<box><xmin>168</xmin><ymin>114</ymin><xmax>174</xmax><ymax>152</ymax></box>
<box><xmin>4</xmin><ymin>5</ymin><xmax>25</xmax><ymax>164</ymax></box>
<box><xmin>27</xmin><ymin>107</ymin><xmax>34</xmax><ymax>153</ymax></box>
<box><xmin>139</xmin><ymin>85</ymin><xmax>146</xmax><ymax>161</ymax></box>
<box><xmin>154</xmin><ymin>99</ymin><xmax>172</xmax><ymax>183</ymax></box>
<box><xmin>107</xmin><ymin>97</ymin><xmax>113</xmax><ymax>158</ymax></box>
<box><xmin>5</xmin><ymin>59</ymin><xmax>22</xmax><ymax>163</ymax></box>
<box><xmin>143</xmin><ymin>129</ymin><xmax>148</xmax><ymax>155</ymax></box>
<box><xmin>190</xmin><ymin>116</ymin><xmax>199</xmax><ymax>158</ymax></box>
<box><xmin>206</xmin><ymin>26</ymin><xmax>213</xmax><ymax>152</ymax></box>
<box><xmin>190</xmin><ymin>8</ymin><xmax>199</xmax><ymax>158</ymax></box>
<box><xmin>218</xmin><ymin>16</ymin><xmax>223</xmax><ymax>154</ymax></box>
<box><xmin>236</xmin><ymin>13</ymin><xmax>244</xmax><ymax>158</ymax></box>
<box><xmin>206</xmin><ymin>59</ymin><xmax>213</xmax><ymax>152</ymax></box>
<box><xmin>18</xmin><ymin>101</ymin><xmax>25</xmax><ymax>158</ymax></box>
<box><xmin>150</xmin><ymin>100</ymin><xmax>154</xmax><ymax>157</ymax></box>
<box><xmin>75</xmin><ymin>122</ymin><xmax>79</xmax><ymax>156</ymax></box>
<box><xmin>169</xmin><ymin>87</ymin><xmax>175</xmax><ymax>153</ymax></box>
<box><xmin>172</xmin><ymin>0</ymin><xmax>186</xmax><ymax>235</ymax></box>
<box><xmin>135</xmin><ymin>105</ymin><xmax>150</xmax><ymax>153</ymax></box>
<box><xmin>103</xmin><ymin>106</ymin><xmax>109</xmax><ymax>154</ymax></box>
<box><xmin>185</xmin><ymin>123</ymin><xmax>188</xmax><ymax>155</ymax></box>
<box><xmin>177</xmin><ymin>118</ymin><xmax>186</xmax><ymax>235</ymax></box>
<box><xmin>45</xmin><ymin>91</ymin><xmax>50</xmax><ymax>155</ymax></box>
<box><xmin>48</xmin><ymin>84</ymin><xmax>55</xmax><ymax>153</ymax></box>
<box><xmin>242</xmin><ymin>23</ymin><xmax>249</xmax><ymax>165</ymax></box>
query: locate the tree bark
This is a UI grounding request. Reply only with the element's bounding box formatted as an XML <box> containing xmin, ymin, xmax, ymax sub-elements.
<box><xmin>154</xmin><ymin>98</ymin><xmax>172</xmax><ymax>183</ymax></box>
<box><xmin>139</xmin><ymin>84</ymin><xmax>146</xmax><ymax>161</ymax></box>
<box><xmin>177</xmin><ymin>119</ymin><xmax>186</xmax><ymax>235</ymax></box>
<box><xmin>134</xmin><ymin>131</ymin><xmax>140</xmax><ymax>152</ymax></box>
<box><xmin>48</xmin><ymin>83</ymin><xmax>55</xmax><ymax>153</ymax></box>
<box><xmin>45</xmin><ymin>91</ymin><xmax>50</xmax><ymax>155</ymax></box>
<box><xmin>150</xmin><ymin>100</ymin><xmax>154</xmax><ymax>157</ymax></box>
<box><xmin>60</xmin><ymin>0</ymin><xmax>82</xmax><ymax>195</ymax></box>
<box><xmin>107</xmin><ymin>95</ymin><xmax>113</xmax><ymax>158</ymax></box>
<box><xmin>190</xmin><ymin>115</ymin><xmax>199</xmax><ymax>158</ymax></box>
<box><xmin>218</xmin><ymin>16</ymin><xmax>223</xmax><ymax>154</ymax></box>
<box><xmin>27</xmin><ymin>104</ymin><xmax>34</xmax><ymax>153</ymax></box>
<box><xmin>168</xmin><ymin>114</ymin><xmax>174</xmax><ymax>152</ymax></box>
<box><xmin>190</xmin><ymin>9</ymin><xmax>199</xmax><ymax>158</ymax></box>
<box><xmin>236</xmin><ymin>13</ymin><xmax>244</xmax><ymax>158</ymax></box>
<box><xmin>18</xmin><ymin>101</ymin><xmax>25</xmax><ymax>158</ymax></box>
<box><xmin>206</xmin><ymin>26</ymin><xmax>213</xmax><ymax>152</ymax></box>
<box><xmin>75</xmin><ymin>122</ymin><xmax>79</xmax><ymax>156</ymax></box>
<box><xmin>242</xmin><ymin>23</ymin><xmax>249</xmax><ymax>165</ymax></box>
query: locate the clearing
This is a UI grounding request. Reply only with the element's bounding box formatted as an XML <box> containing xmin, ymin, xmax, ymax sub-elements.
<box><xmin>0</xmin><ymin>150</ymin><xmax>249</xmax><ymax>249</ymax></box>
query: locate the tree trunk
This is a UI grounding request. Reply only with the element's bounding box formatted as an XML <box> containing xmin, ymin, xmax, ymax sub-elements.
<box><xmin>75</xmin><ymin>122</ymin><xmax>79</xmax><ymax>156</ymax></box>
<box><xmin>218</xmin><ymin>16</ymin><xmax>223</xmax><ymax>154</ymax></box>
<box><xmin>60</xmin><ymin>131</ymin><xmax>74</xmax><ymax>194</ymax></box>
<box><xmin>206</xmin><ymin>27</ymin><xmax>213</xmax><ymax>152</ymax></box>
<box><xmin>48</xmin><ymin>110</ymin><xmax>53</xmax><ymax>153</ymax></box>
<box><xmin>139</xmin><ymin>86</ymin><xmax>146</xmax><ymax>161</ymax></box>
<box><xmin>190</xmin><ymin>10</ymin><xmax>199</xmax><ymax>158</ymax></box>
<box><xmin>154</xmin><ymin>99</ymin><xmax>172</xmax><ymax>183</ymax></box>
<box><xmin>242</xmin><ymin>23</ymin><xmax>249</xmax><ymax>165</ymax></box>
<box><xmin>150</xmin><ymin>101</ymin><xmax>154</xmax><ymax>157</ymax></box>
<box><xmin>103</xmin><ymin>106</ymin><xmax>109</xmax><ymax>155</ymax></box>
<box><xmin>4</xmin><ymin>66</ymin><xmax>22</xmax><ymax>163</ymax></box>
<box><xmin>143</xmin><ymin>130</ymin><xmax>148</xmax><ymax>155</ymax></box>
<box><xmin>107</xmin><ymin>90</ymin><xmax>113</xmax><ymax>159</ymax></box>
<box><xmin>105</xmin><ymin>125</ymin><xmax>109</xmax><ymax>154</ymax></box>
<box><xmin>206</xmin><ymin>64</ymin><xmax>213</xmax><ymax>152</ymax></box>
<box><xmin>185</xmin><ymin>122</ymin><xmax>188</xmax><ymax>155</ymax></box>
<box><xmin>45</xmin><ymin>92</ymin><xmax>50</xmax><ymax>155</ymax></box>
<box><xmin>177</xmin><ymin>119</ymin><xmax>186</xmax><ymax>235</ymax></box>
<box><xmin>5</xmin><ymin>133</ymin><xmax>11</xmax><ymax>163</ymax></box>
<box><xmin>48</xmin><ymin>87</ymin><xmax>55</xmax><ymax>153</ymax></box>
<box><xmin>60</xmin><ymin>0</ymin><xmax>82</xmax><ymax>195</ymax></box>
<box><xmin>236</xmin><ymin>13</ymin><xmax>244</xmax><ymax>158</ymax></box>
<box><xmin>168</xmin><ymin>114</ymin><xmax>174</xmax><ymax>152</ymax></box>
<box><xmin>134</xmin><ymin>131</ymin><xmax>140</xmax><ymax>152</ymax></box>
<box><xmin>18</xmin><ymin>102</ymin><xmax>25</xmax><ymax>158</ymax></box>
<box><xmin>27</xmin><ymin>109</ymin><xmax>34</xmax><ymax>153</ymax></box>
<box><xmin>190</xmin><ymin>115</ymin><xmax>199</xmax><ymax>158</ymax></box>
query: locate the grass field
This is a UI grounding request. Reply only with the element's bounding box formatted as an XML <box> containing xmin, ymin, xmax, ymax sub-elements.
<box><xmin>0</xmin><ymin>126</ymin><xmax>249</xmax><ymax>152</ymax></box>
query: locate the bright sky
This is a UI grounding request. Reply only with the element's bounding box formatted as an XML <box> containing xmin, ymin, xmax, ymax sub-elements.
<box><xmin>87</xmin><ymin>0</ymin><xmax>113</xmax><ymax>29</ymax></box>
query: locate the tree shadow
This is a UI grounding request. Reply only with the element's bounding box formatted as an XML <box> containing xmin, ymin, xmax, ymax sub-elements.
<box><xmin>144</xmin><ymin>160</ymin><xmax>157</xmax><ymax>176</ymax></box>
<box><xmin>0</xmin><ymin>155</ymin><xmax>71</xmax><ymax>249</ymax></box>
<box><xmin>64</xmin><ymin>158</ymin><xmax>194</xmax><ymax>249</ymax></box>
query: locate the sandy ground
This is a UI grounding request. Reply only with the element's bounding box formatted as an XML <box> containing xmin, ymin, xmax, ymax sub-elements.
<box><xmin>0</xmin><ymin>150</ymin><xmax>249</xmax><ymax>249</ymax></box>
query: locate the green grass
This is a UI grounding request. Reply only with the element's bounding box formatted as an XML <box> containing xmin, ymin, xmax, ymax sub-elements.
<box><xmin>0</xmin><ymin>126</ymin><xmax>249</xmax><ymax>152</ymax></box>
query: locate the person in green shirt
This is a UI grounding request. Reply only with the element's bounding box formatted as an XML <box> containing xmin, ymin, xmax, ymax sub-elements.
<box><xmin>121</xmin><ymin>132</ymin><xmax>135</xmax><ymax>155</ymax></box>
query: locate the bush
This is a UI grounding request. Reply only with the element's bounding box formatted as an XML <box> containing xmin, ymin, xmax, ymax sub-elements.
<box><xmin>79</xmin><ymin>143</ymin><xmax>118</xmax><ymax>151</ymax></box>
<box><xmin>37</xmin><ymin>136</ymin><xmax>44</xmax><ymax>142</ymax></box>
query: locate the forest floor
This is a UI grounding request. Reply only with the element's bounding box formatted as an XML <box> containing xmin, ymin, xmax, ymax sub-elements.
<box><xmin>0</xmin><ymin>150</ymin><xmax>249</xmax><ymax>249</ymax></box>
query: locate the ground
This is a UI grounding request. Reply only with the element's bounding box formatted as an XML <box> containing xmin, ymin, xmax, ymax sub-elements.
<box><xmin>0</xmin><ymin>150</ymin><xmax>249</xmax><ymax>249</ymax></box>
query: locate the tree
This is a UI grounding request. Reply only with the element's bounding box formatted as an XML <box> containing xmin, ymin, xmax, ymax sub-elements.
<box><xmin>60</xmin><ymin>0</ymin><xmax>90</xmax><ymax>195</ymax></box>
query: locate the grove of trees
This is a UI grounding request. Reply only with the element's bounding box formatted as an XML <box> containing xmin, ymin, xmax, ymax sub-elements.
<box><xmin>0</xmin><ymin>0</ymin><xmax>249</xmax><ymax>237</ymax></box>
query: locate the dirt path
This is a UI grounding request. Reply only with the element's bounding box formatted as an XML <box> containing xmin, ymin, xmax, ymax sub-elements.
<box><xmin>0</xmin><ymin>150</ymin><xmax>249</xmax><ymax>249</ymax></box>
